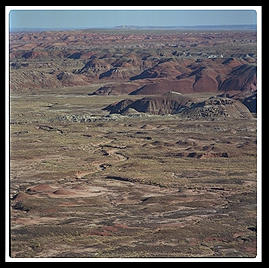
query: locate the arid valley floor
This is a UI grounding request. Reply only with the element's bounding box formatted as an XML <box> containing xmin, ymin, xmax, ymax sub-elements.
<box><xmin>9</xmin><ymin>29</ymin><xmax>258</xmax><ymax>258</ymax></box>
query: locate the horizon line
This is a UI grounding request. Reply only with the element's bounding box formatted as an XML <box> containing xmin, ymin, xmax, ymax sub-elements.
<box><xmin>10</xmin><ymin>24</ymin><xmax>257</xmax><ymax>32</ymax></box>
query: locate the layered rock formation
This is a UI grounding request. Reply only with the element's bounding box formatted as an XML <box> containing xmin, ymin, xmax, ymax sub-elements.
<box><xmin>104</xmin><ymin>93</ymin><xmax>253</xmax><ymax>119</ymax></box>
<box><xmin>10</xmin><ymin>30</ymin><xmax>257</xmax><ymax>95</ymax></box>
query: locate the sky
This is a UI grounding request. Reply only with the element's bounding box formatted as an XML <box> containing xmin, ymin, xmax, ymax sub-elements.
<box><xmin>9</xmin><ymin>8</ymin><xmax>257</xmax><ymax>30</ymax></box>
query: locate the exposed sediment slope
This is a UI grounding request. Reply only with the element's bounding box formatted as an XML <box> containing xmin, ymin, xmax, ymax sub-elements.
<box><xmin>104</xmin><ymin>91</ymin><xmax>195</xmax><ymax>115</ymax></box>
<box><xmin>219</xmin><ymin>64</ymin><xmax>257</xmax><ymax>92</ymax></box>
<box><xmin>104</xmin><ymin>93</ymin><xmax>253</xmax><ymax>119</ymax></box>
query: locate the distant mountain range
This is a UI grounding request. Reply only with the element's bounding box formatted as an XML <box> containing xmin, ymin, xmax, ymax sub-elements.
<box><xmin>10</xmin><ymin>24</ymin><xmax>256</xmax><ymax>32</ymax></box>
<box><xmin>113</xmin><ymin>24</ymin><xmax>257</xmax><ymax>30</ymax></box>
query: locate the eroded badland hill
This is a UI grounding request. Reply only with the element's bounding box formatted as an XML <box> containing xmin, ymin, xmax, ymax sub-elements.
<box><xmin>9</xmin><ymin>29</ymin><xmax>258</xmax><ymax>258</ymax></box>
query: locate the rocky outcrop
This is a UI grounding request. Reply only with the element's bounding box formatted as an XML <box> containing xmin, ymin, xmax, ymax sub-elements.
<box><xmin>217</xmin><ymin>89</ymin><xmax>257</xmax><ymax>113</ymax></box>
<box><xmin>104</xmin><ymin>94</ymin><xmax>253</xmax><ymax>119</ymax></box>
<box><xmin>180</xmin><ymin>96</ymin><xmax>253</xmax><ymax>119</ymax></box>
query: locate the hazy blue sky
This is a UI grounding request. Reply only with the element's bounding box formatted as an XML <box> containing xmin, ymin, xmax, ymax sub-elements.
<box><xmin>9</xmin><ymin>9</ymin><xmax>257</xmax><ymax>30</ymax></box>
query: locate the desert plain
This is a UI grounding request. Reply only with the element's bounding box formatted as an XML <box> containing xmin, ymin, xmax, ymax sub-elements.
<box><xmin>9</xmin><ymin>28</ymin><xmax>258</xmax><ymax>258</ymax></box>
